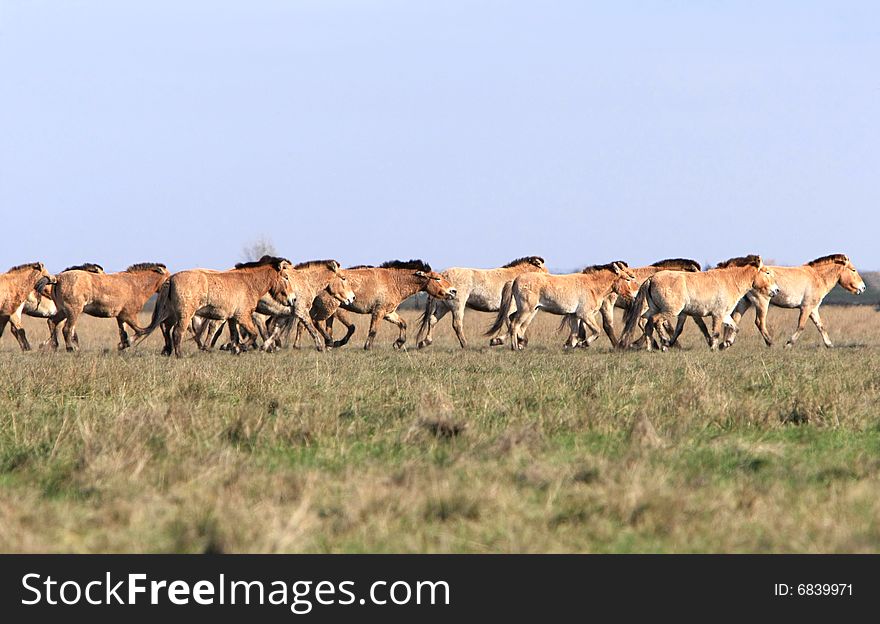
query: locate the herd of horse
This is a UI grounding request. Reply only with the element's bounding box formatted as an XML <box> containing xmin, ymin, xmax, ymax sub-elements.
<box><xmin>0</xmin><ymin>253</ymin><xmax>867</xmax><ymax>356</ymax></box>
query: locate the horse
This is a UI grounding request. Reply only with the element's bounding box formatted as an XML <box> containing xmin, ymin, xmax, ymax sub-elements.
<box><xmin>619</xmin><ymin>255</ymin><xmax>779</xmax><ymax>351</ymax></box>
<box><xmin>0</xmin><ymin>263</ymin><xmax>103</xmax><ymax>348</ymax></box>
<box><xmin>0</xmin><ymin>262</ymin><xmax>56</xmax><ymax>351</ymax></box>
<box><xmin>39</xmin><ymin>263</ymin><xmax>169</xmax><ymax>351</ymax></box>
<box><xmin>722</xmin><ymin>253</ymin><xmax>866</xmax><ymax>348</ymax></box>
<box><xmin>569</xmin><ymin>257</ymin><xmax>703</xmax><ymax>348</ymax></box>
<box><xmin>133</xmin><ymin>256</ymin><xmax>296</xmax><ymax>357</ymax></box>
<box><xmin>415</xmin><ymin>256</ymin><xmax>548</xmax><ymax>349</ymax></box>
<box><xmin>293</xmin><ymin>260</ymin><xmax>456</xmax><ymax>350</ymax></box>
<box><xmin>489</xmin><ymin>262</ymin><xmax>640</xmax><ymax>350</ymax></box>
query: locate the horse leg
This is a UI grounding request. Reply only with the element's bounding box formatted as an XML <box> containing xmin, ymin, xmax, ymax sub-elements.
<box><xmin>563</xmin><ymin>315</ymin><xmax>580</xmax><ymax>348</ymax></box>
<box><xmin>61</xmin><ymin>309</ymin><xmax>81</xmax><ymax>352</ymax></box>
<box><xmin>785</xmin><ymin>307</ymin><xmax>811</xmax><ymax>348</ymax></box>
<box><xmin>116</xmin><ymin>311</ymin><xmax>143</xmax><ymax>350</ymax></box>
<box><xmin>8</xmin><ymin>309</ymin><xmax>30</xmax><ymax>351</ymax></box>
<box><xmin>600</xmin><ymin>298</ymin><xmax>618</xmax><ymax>347</ymax></box>
<box><xmin>579</xmin><ymin>313</ymin><xmax>603</xmax><ymax>347</ymax></box>
<box><xmin>809</xmin><ymin>307</ymin><xmax>833</xmax><ymax>348</ymax></box>
<box><xmin>364</xmin><ymin>311</ymin><xmax>382</xmax><ymax>351</ymax></box>
<box><xmin>511</xmin><ymin>307</ymin><xmax>539</xmax><ymax>351</ymax></box>
<box><xmin>291</xmin><ymin>307</ymin><xmax>327</xmax><ymax>352</ymax></box>
<box><xmin>172</xmin><ymin>311</ymin><xmax>194</xmax><ymax>357</ymax></box>
<box><xmin>449</xmin><ymin>303</ymin><xmax>468</xmax><ymax>349</ymax></box>
<box><xmin>642</xmin><ymin>315</ymin><xmax>656</xmax><ymax>351</ymax></box>
<box><xmin>666</xmin><ymin>315</ymin><xmax>687</xmax><ymax>348</ymax></box>
<box><xmin>385</xmin><ymin>310</ymin><xmax>408</xmax><ymax>349</ymax></box>
<box><xmin>708</xmin><ymin>315</ymin><xmax>725</xmax><ymax>351</ymax></box>
<box><xmin>233</xmin><ymin>312</ymin><xmax>262</xmax><ymax>353</ymax></box>
<box><xmin>753</xmin><ymin>300</ymin><xmax>773</xmax><ymax>347</ymax></box>
<box><xmin>690</xmin><ymin>316</ymin><xmax>713</xmax><ymax>347</ymax></box>
<box><xmin>416</xmin><ymin>298</ymin><xmax>443</xmax><ymax>348</ymax></box>
<box><xmin>331</xmin><ymin>310</ymin><xmax>356</xmax><ymax>348</ymax></box>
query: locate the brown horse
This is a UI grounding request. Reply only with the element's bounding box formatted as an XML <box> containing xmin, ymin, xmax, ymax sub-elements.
<box><xmin>722</xmin><ymin>254</ymin><xmax>866</xmax><ymax>348</ymax></box>
<box><xmin>414</xmin><ymin>256</ymin><xmax>548</xmax><ymax>349</ymax></box>
<box><xmin>134</xmin><ymin>256</ymin><xmax>296</xmax><ymax>357</ymax></box>
<box><xmin>190</xmin><ymin>260</ymin><xmax>354</xmax><ymax>352</ymax></box>
<box><xmin>489</xmin><ymin>262</ymin><xmax>640</xmax><ymax>350</ymax></box>
<box><xmin>0</xmin><ymin>263</ymin><xmax>104</xmax><ymax>349</ymax></box>
<box><xmin>619</xmin><ymin>255</ymin><xmax>779</xmax><ymax>351</ymax></box>
<box><xmin>41</xmin><ymin>262</ymin><xmax>169</xmax><ymax>351</ymax></box>
<box><xmin>294</xmin><ymin>260</ymin><xmax>456</xmax><ymax>350</ymax></box>
<box><xmin>0</xmin><ymin>262</ymin><xmax>56</xmax><ymax>351</ymax></box>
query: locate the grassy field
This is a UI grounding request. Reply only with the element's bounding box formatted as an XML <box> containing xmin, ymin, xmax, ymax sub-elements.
<box><xmin>1</xmin><ymin>304</ymin><xmax>879</xmax><ymax>553</ymax></box>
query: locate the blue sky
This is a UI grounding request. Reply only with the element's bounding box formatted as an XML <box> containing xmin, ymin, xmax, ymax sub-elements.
<box><xmin>1</xmin><ymin>1</ymin><xmax>878</xmax><ymax>272</ymax></box>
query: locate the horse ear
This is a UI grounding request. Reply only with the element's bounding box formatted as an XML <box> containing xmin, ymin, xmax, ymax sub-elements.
<box><xmin>611</xmin><ymin>262</ymin><xmax>622</xmax><ymax>274</ymax></box>
<box><xmin>414</xmin><ymin>271</ymin><xmax>426</xmax><ymax>278</ymax></box>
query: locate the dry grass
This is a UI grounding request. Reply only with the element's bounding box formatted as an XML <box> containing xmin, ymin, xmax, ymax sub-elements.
<box><xmin>1</xmin><ymin>305</ymin><xmax>879</xmax><ymax>553</ymax></box>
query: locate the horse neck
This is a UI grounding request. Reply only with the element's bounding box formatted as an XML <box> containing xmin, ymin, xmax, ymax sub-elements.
<box><xmin>504</xmin><ymin>263</ymin><xmax>536</xmax><ymax>276</ymax></box>
<box><xmin>809</xmin><ymin>263</ymin><xmax>842</xmax><ymax>295</ymax></box>
<box><xmin>127</xmin><ymin>270</ymin><xmax>166</xmax><ymax>291</ymax></box>
<box><xmin>298</xmin><ymin>267</ymin><xmax>331</xmax><ymax>293</ymax></box>
<box><xmin>240</xmin><ymin>265</ymin><xmax>278</xmax><ymax>296</ymax></box>
<box><xmin>726</xmin><ymin>265</ymin><xmax>759</xmax><ymax>295</ymax></box>
<box><xmin>635</xmin><ymin>266</ymin><xmax>661</xmax><ymax>280</ymax></box>
<box><xmin>5</xmin><ymin>269</ymin><xmax>40</xmax><ymax>302</ymax></box>
<box><xmin>581</xmin><ymin>270</ymin><xmax>617</xmax><ymax>298</ymax></box>
<box><xmin>389</xmin><ymin>270</ymin><xmax>424</xmax><ymax>298</ymax></box>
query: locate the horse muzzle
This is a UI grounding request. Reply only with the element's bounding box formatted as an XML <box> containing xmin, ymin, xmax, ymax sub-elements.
<box><xmin>856</xmin><ymin>284</ymin><xmax>866</xmax><ymax>295</ymax></box>
<box><xmin>344</xmin><ymin>294</ymin><xmax>356</xmax><ymax>305</ymax></box>
<box><xmin>768</xmin><ymin>286</ymin><xmax>780</xmax><ymax>297</ymax></box>
<box><xmin>445</xmin><ymin>288</ymin><xmax>457</xmax><ymax>300</ymax></box>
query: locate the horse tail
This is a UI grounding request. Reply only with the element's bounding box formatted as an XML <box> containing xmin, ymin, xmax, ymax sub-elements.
<box><xmin>485</xmin><ymin>281</ymin><xmax>515</xmax><ymax>337</ymax></box>
<box><xmin>416</xmin><ymin>295</ymin><xmax>436</xmax><ymax>343</ymax></box>
<box><xmin>132</xmin><ymin>281</ymin><xmax>171</xmax><ymax>344</ymax></box>
<box><xmin>619</xmin><ymin>279</ymin><xmax>652</xmax><ymax>349</ymax></box>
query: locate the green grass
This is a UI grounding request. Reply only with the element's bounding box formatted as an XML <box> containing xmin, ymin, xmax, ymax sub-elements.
<box><xmin>0</xmin><ymin>305</ymin><xmax>879</xmax><ymax>552</ymax></box>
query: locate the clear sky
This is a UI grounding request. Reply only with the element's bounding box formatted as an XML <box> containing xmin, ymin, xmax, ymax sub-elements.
<box><xmin>1</xmin><ymin>1</ymin><xmax>878</xmax><ymax>273</ymax></box>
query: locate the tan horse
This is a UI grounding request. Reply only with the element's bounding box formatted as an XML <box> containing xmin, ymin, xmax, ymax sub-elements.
<box><xmin>490</xmin><ymin>262</ymin><xmax>640</xmax><ymax>350</ymax></box>
<box><xmin>294</xmin><ymin>260</ymin><xmax>456</xmax><ymax>350</ymax></box>
<box><xmin>134</xmin><ymin>256</ymin><xmax>297</xmax><ymax>357</ymax></box>
<box><xmin>258</xmin><ymin>260</ymin><xmax>355</xmax><ymax>351</ymax></box>
<box><xmin>192</xmin><ymin>260</ymin><xmax>355</xmax><ymax>352</ymax></box>
<box><xmin>0</xmin><ymin>264</ymin><xmax>104</xmax><ymax>349</ymax></box>
<box><xmin>570</xmin><ymin>258</ymin><xmax>703</xmax><ymax>347</ymax></box>
<box><xmin>41</xmin><ymin>262</ymin><xmax>169</xmax><ymax>351</ymax></box>
<box><xmin>0</xmin><ymin>262</ymin><xmax>56</xmax><ymax>351</ymax></box>
<box><xmin>415</xmin><ymin>255</ymin><xmax>548</xmax><ymax>349</ymax></box>
<box><xmin>619</xmin><ymin>255</ymin><xmax>779</xmax><ymax>351</ymax></box>
<box><xmin>722</xmin><ymin>254</ymin><xmax>866</xmax><ymax>349</ymax></box>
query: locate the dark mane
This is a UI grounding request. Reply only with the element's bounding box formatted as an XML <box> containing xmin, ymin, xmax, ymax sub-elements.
<box><xmin>347</xmin><ymin>264</ymin><xmax>375</xmax><ymax>270</ymax></box>
<box><xmin>581</xmin><ymin>261</ymin><xmax>628</xmax><ymax>274</ymax></box>
<box><xmin>63</xmin><ymin>263</ymin><xmax>104</xmax><ymax>273</ymax></box>
<box><xmin>6</xmin><ymin>262</ymin><xmax>43</xmax><ymax>273</ymax></box>
<box><xmin>126</xmin><ymin>262</ymin><xmax>167</xmax><ymax>273</ymax></box>
<box><xmin>379</xmin><ymin>259</ymin><xmax>432</xmax><ymax>272</ymax></box>
<box><xmin>294</xmin><ymin>259</ymin><xmax>338</xmax><ymax>271</ymax></box>
<box><xmin>234</xmin><ymin>255</ymin><xmax>290</xmax><ymax>270</ymax></box>
<box><xmin>715</xmin><ymin>255</ymin><xmax>762</xmax><ymax>269</ymax></box>
<box><xmin>807</xmin><ymin>254</ymin><xmax>849</xmax><ymax>266</ymax></box>
<box><xmin>502</xmin><ymin>256</ymin><xmax>545</xmax><ymax>268</ymax></box>
<box><xmin>650</xmin><ymin>258</ymin><xmax>701</xmax><ymax>272</ymax></box>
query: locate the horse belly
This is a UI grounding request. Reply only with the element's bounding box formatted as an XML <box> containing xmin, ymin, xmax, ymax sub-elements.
<box><xmin>196</xmin><ymin>305</ymin><xmax>227</xmax><ymax>321</ymax></box>
<box><xmin>83</xmin><ymin>302</ymin><xmax>115</xmax><ymax>318</ymax></box>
